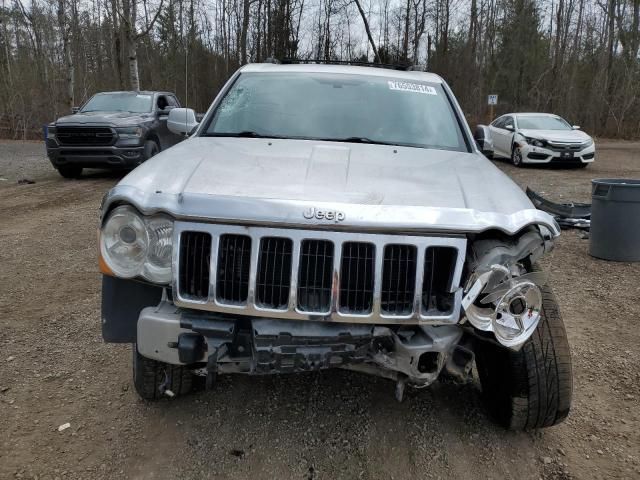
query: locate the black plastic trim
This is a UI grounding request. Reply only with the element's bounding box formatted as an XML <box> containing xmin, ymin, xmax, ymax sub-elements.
<box><xmin>101</xmin><ymin>275</ymin><xmax>163</xmax><ymax>343</ymax></box>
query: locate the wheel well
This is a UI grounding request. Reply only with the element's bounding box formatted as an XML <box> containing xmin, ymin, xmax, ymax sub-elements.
<box><xmin>511</xmin><ymin>134</ymin><xmax>523</xmax><ymax>153</ymax></box>
<box><xmin>146</xmin><ymin>134</ymin><xmax>161</xmax><ymax>151</ymax></box>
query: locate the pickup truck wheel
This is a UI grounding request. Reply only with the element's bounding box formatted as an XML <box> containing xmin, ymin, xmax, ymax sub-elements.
<box><xmin>474</xmin><ymin>283</ymin><xmax>573</xmax><ymax>430</ymax></box>
<box><xmin>143</xmin><ymin>140</ymin><xmax>159</xmax><ymax>161</ymax></box>
<box><xmin>57</xmin><ymin>166</ymin><xmax>83</xmax><ymax>178</ymax></box>
<box><xmin>132</xmin><ymin>346</ymin><xmax>193</xmax><ymax>400</ymax></box>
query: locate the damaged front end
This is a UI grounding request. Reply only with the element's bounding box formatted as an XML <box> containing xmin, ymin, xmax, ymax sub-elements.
<box><xmin>135</xmin><ymin>224</ymin><xmax>556</xmax><ymax>400</ymax></box>
<box><xmin>138</xmin><ymin>303</ymin><xmax>474</xmax><ymax>401</ymax></box>
<box><xmin>461</xmin><ymin>226</ymin><xmax>555</xmax><ymax>349</ymax></box>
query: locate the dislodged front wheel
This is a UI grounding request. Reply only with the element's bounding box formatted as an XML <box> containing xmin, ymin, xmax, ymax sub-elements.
<box><xmin>474</xmin><ymin>283</ymin><xmax>573</xmax><ymax>429</ymax></box>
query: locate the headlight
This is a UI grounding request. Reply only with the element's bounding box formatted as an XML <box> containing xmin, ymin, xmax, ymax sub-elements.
<box><xmin>100</xmin><ymin>205</ymin><xmax>173</xmax><ymax>283</ymax></box>
<box><xmin>116</xmin><ymin>126</ymin><xmax>143</xmax><ymax>139</ymax></box>
<box><xmin>525</xmin><ymin>137</ymin><xmax>545</xmax><ymax>148</ymax></box>
<box><xmin>47</xmin><ymin>126</ymin><xmax>56</xmax><ymax>140</ymax></box>
<box><xmin>581</xmin><ymin>138</ymin><xmax>594</xmax><ymax>148</ymax></box>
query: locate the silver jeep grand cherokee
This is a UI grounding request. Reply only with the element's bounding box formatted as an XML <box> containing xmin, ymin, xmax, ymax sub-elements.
<box><xmin>99</xmin><ymin>62</ymin><xmax>572</xmax><ymax>430</ymax></box>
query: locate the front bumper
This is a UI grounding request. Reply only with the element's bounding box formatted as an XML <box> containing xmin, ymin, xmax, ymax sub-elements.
<box><xmin>46</xmin><ymin>138</ymin><xmax>145</xmax><ymax>169</ymax></box>
<box><xmin>520</xmin><ymin>143</ymin><xmax>595</xmax><ymax>165</ymax></box>
<box><xmin>136</xmin><ymin>301</ymin><xmax>470</xmax><ymax>386</ymax></box>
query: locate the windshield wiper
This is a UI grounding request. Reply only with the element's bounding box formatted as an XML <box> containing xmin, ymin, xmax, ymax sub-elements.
<box><xmin>322</xmin><ymin>136</ymin><xmax>398</xmax><ymax>146</ymax></box>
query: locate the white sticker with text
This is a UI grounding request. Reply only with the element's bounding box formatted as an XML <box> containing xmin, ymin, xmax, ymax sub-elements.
<box><xmin>388</xmin><ymin>81</ymin><xmax>437</xmax><ymax>95</ymax></box>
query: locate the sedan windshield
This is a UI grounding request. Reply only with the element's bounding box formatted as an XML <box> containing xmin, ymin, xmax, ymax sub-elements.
<box><xmin>205</xmin><ymin>72</ymin><xmax>467</xmax><ymax>151</ymax></box>
<box><xmin>81</xmin><ymin>93</ymin><xmax>153</xmax><ymax>113</ymax></box>
<box><xmin>517</xmin><ymin>115</ymin><xmax>572</xmax><ymax>130</ymax></box>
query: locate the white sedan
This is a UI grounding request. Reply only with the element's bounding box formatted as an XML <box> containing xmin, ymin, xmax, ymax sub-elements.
<box><xmin>475</xmin><ymin>113</ymin><xmax>595</xmax><ymax>167</ymax></box>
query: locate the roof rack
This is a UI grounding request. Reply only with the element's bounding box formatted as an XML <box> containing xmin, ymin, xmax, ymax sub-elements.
<box><xmin>273</xmin><ymin>58</ymin><xmax>427</xmax><ymax>72</ymax></box>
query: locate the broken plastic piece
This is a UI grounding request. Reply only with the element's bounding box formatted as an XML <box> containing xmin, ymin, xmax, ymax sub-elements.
<box><xmin>526</xmin><ymin>188</ymin><xmax>591</xmax><ymax>230</ymax></box>
<box><xmin>526</xmin><ymin>188</ymin><xmax>591</xmax><ymax>218</ymax></box>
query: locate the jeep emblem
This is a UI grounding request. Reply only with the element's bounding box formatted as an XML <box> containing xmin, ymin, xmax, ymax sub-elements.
<box><xmin>303</xmin><ymin>207</ymin><xmax>345</xmax><ymax>222</ymax></box>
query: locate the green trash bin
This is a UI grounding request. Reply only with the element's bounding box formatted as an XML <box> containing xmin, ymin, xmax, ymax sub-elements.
<box><xmin>590</xmin><ymin>179</ymin><xmax>640</xmax><ymax>262</ymax></box>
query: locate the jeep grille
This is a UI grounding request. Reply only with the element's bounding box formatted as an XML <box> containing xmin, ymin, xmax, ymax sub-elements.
<box><xmin>216</xmin><ymin>234</ymin><xmax>251</xmax><ymax>304</ymax></box>
<box><xmin>178</xmin><ymin>231</ymin><xmax>211</xmax><ymax>300</ymax></box>
<box><xmin>256</xmin><ymin>237</ymin><xmax>293</xmax><ymax>309</ymax></box>
<box><xmin>381</xmin><ymin>244</ymin><xmax>418</xmax><ymax>315</ymax></box>
<box><xmin>297</xmin><ymin>240</ymin><xmax>334</xmax><ymax>313</ymax></box>
<box><xmin>175</xmin><ymin>224</ymin><xmax>465</xmax><ymax>324</ymax></box>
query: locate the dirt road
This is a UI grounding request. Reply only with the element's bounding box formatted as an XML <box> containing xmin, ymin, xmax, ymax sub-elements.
<box><xmin>1</xmin><ymin>140</ymin><xmax>639</xmax><ymax>479</ymax></box>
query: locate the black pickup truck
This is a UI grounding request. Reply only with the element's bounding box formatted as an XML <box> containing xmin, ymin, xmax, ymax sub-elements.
<box><xmin>46</xmin><ymin>91</ymin><xmax>185</xmax><ymax>178</ymax></box>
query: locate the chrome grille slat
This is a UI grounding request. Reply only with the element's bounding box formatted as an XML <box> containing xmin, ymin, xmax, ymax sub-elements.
<box><xmin>256</xmin><ymin>237</ymin><xmax>292</xmax><ymax>309</ymax></box>
<box><xmin>422</xmin><ymin>246</ymin><xmax>457</xmax><ymax>313</ymax></box>
<box><xmin>173</xmin><ymin>223</ymin><xmax>466</xmax><ymax>325</ymax></box>
<box><xmin>381</xmin><ymin>244</ymin><xmax>417</xmax><ymax>315</ymax></box>
<box><xmin>297</xmin><ymin>240</ymin><xmax>334</xmax><ymax>313</ymax></box>
<box><xmin>216</xmin><ymin>234</ymin><xmax>251</xmax><ymax>304</ymax></box>
<box><xmin>178</xmin><ymin>231</ymin><xmax>212</xmax><ymax>300</ymax></box>
<box><xmin>339</xmin><ymin>242</ymin><xmax>375</xmax><ymax>314</ymax></box>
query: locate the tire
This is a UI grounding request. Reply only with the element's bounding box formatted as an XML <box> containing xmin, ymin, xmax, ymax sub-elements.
<box><xmin>576</xmin><ymin>163</ymin><xmax>588</xmax><ymax>169</ymax></box>
<box><xmin>132</xmin><ymin>346</ymin><xmax>194</xmax><ymax>400</ymax></box>
<box><xmin>142</xmin><ymin>139</ymin><xmax>160</xmax><ymax>161</ymax></box>
<box><xmin>57</xmin><ymin>166</ymin><xmax>83</xmax><ymax>178</ymax></box>
<box><xmin>511</xmin><ymin>146</ymin><xmax>524</xmax><ymax>167</ymax></box>
<box><xmin>474</xmin><ymin>283</ymin><xmax>573</xmax><ymax>430</ymax></box>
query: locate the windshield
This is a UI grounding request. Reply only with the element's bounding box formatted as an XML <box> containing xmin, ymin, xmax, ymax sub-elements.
<box><xmin>81</xmin><ymin>93</ymin><xmax>153</xmax><ymax>113</ymax></box>
<box><xmin>205</xmin><ymin>72</ymin><xmax>467</xmax><ymax>151</ymax></box>
<box><xmin>517</xmin><ymin>115</ymin><xmax>572</xmax><ymax>130</ymax></box>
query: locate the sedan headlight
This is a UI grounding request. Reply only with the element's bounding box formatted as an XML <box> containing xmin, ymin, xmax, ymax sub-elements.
<box><xmin>116</xmin><ymin>126</ymin><xmax>143</xmax><ymax>139</ymax></box>
<box><xmin>524</xmin><ymin>137</ymin><xmax>546</xmax><ymax>148</ymax></box>
<box><xmin>581</xmin><ymin>138</ymin><xmax>594</xmax><ymax>148</ymax></box>
<box><xmin>100</xmin><ymin>205</ymin><xmax>173</xmax><ymax>283</ymax></box>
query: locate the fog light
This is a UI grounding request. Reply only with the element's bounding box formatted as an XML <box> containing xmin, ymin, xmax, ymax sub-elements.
<box><xmin>491</xmin><ymin>280</ymin><xmax>542</xmax><ymax>349</ymax></box>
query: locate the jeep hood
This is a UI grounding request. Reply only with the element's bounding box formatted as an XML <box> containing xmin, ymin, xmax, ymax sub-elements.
<box><xmin>55</xmin><ymin>111</ymin><xmax>153</xmax><ymax>127</ymax></box>
<box><xmin>104</xmin><ymin>137</ymin><xmax>559</xmax><ymax>235</ymax></box>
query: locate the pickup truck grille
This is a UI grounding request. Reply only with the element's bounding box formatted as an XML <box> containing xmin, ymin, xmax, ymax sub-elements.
<box><xmin>56</xmin><ymin>126</ymin><xmax>115</xmax><ymax>146</ymax></box>
<box><xmin>175</xmin><ymin>224</ymin><xmax>465</xmax><ymax>324</ymax></box>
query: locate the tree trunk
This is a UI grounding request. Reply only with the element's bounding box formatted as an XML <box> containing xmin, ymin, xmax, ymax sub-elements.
<box><xmin>57</xmin><ymin>0</ymin><xmax>75</xmax><ymax>109</ymax></box>
<box><xmin>402</xmin><ymin>0</ymin><xmax>410</xmax><ymax>60</ymax></box>
<box><xmin>353</xmin><ymin>0</ymin><xmax>379</xmax><ymax>62</ymax></box>
<box><xmin>240</xmin><ymin>0</ymin><xmax>250</xmax><ymax>64</ymax></box>
<box><xmin>128</xmin><ymin>37</ymin><xmax>140</xmax><ymax>91</ymax></box>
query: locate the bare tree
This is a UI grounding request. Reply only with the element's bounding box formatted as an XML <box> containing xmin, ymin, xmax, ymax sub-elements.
<box><xmin>353</xmin><ymin>0</ymin><xmax>379</xmax><ymax>62</ymax></box>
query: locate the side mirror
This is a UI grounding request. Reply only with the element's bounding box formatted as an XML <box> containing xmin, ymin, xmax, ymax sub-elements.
<box><xmin>158</xmin><ymin>105</ymin><xmax>176</xmax><ymax>118</ymax></box>
<box><xmin>167</xmin><ymin>108</ymin><xmax>199</xmax><ymax>135</ymax></box>
<box><xmin>572</xmin><ymin>125</ymin><xmax>581</xmax><ymax>130</ymax></box>
<box><xmin>72</xmin><ymin>106</ymin><xmax>80</xmax><ymax>114</ymax></box>
<box><xmin>505</xmin><ymin>124</ymin><xmax>514</xmax><ymax>131</ymax></box>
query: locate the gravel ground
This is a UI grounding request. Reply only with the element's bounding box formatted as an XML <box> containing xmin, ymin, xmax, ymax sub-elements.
<box><xmin>0</xmin><ymin>139</ymin><xmax>639</xmax><ymax>479</ymax></box>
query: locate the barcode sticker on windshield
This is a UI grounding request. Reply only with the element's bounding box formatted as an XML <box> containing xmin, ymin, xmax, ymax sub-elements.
<box><xmin>388</xmin><ymin>81</ymin><xmax>437</xmax><ymax>95</ymax></box>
